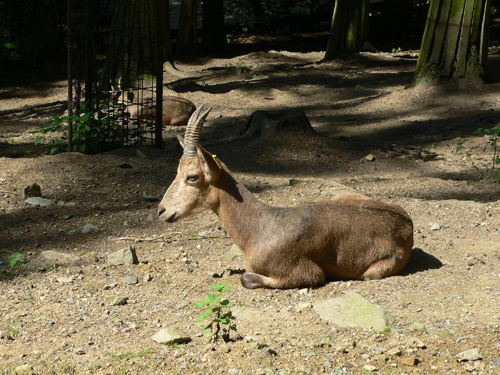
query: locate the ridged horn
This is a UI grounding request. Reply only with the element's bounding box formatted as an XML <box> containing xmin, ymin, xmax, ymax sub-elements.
<box><xmin>183</xmin><ymin>103</ymin><xmax>211</xmax><ymax>156</ymax></box>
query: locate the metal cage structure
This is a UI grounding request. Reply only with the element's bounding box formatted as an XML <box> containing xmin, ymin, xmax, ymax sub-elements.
<box><xmin>67</xmin><ymin>0</ymin><xmax>164</xmax><ymax>152</ymax></box>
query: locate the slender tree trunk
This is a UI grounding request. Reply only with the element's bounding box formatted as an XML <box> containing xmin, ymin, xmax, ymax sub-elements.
<box><xmin>202</xmin><ymin>0</ymin><xmax>226</xmax><ymax>54</ymax></box>
<box><xmin>415</xmin><ymin>0</ymin><xmax>492</xmax><ymax>85</ymax></box>
<box><xmin>25</xmin><ymin>0</ymin><xmax>63</xmax><ymax>74</ymax></box>
<box><xmin>177</xmin><ymin>0</ymin><xmax>198</xmax><ymax>58</ymax></box>
<box><xmin>252</xmin><ymin>0</ymin><xmax>264</xmax><ymax>22</ymax></box>
<box><xmin>324</xmin><ymin>0</ymin><xmax>369</xmax><ymax>59</ymax></box>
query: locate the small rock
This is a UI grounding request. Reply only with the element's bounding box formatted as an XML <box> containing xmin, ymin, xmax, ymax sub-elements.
<box><xmin>260</xmin><ymin>346</ymin><xmax>278</xmax><ymax>356</ymax></box>
<box><xmin>399</xmin><ymin>357</ymin><xmax>417</xmax><ymax>366</ymax></box>
<box><xmin>143</xmin><ymin>273</ymin><xmax>152</xmax><ymax>282</ymax></box>
<box><xmin>74</xmin><ymin>348</ymin><xmax>86</xmax><ymax>355</ymax></box>
<box><xmin>411</xmin><ymin>338</ymin><xmax>426</xmax><ymax>349</ymax></box>
<box><xmin>143</xmin><ymin>192</ymin><xmax>159</xmax><ymax>202</ymax></box>
<box><xmin>112</xmin><ymin>296</ymin><xmax>128</xmax><ymax>306</ymax></box>
<box><xmin>296</xmin><ymin>302</ymin><xmax>312</xmax><ymax>312</ymax></box>
<box><xmin>56</xmin><ymin>276</ymin><xmax>74</xmax><ymax>284</ymax></box>
<box><xmin>387</xmin><ymin>348</ymin><xmax>402</xmax><ymax>356</ymax></box>
<box><xmin>82</xmin><ymin>224</ymin><xmax>99</xmax><ymax>234</ymax></box>
<box><xmin>430</xmin><ymin>223</ymin><xmax>441</xmax><ymax>231</ymax></box>
<box><xmin>365</xmin><ymin>154</ymin><xmax>376</xmax><ymax>162</ymax></box>
<box><xmin>119</xmin><ymin>162</ymin><xmax>133</xmax><ymax>169</ymax></box>
<box><xmin>455</xmin><ymin>348</ymin><xmax>482</xmax><ymax>362</ymax></box>
<box><xmin>151</xmin><ymin>327</ymin><xmax>191</xmax><ymax>344</ymax></box>
<box><xmin>122</xmin><ymin>275</ymin><xmax>138</xmax><ymax>285</ymax></box>
<box><xmin>288</xmin><ymin>178</ymin><xmax>300</xmax><ymax>186</ymax></box>
<box><xmin>107</xmin><ymin>246</ymin><xmax>139</xmax><ymax>266</ymax></box>
<box><xmin>24</xmin><ymin>183</ymin><xmax>42</xmax><ymax>198</ymax></box>
<box><xmin>363</xmin><ymin>365</ymin><xmax>377</xmax><ymax>372</ymax></box>
<box><xmin>25</xmin><ymin>197</ymin><xmax>52</xmax><ymax>207</ymax></box>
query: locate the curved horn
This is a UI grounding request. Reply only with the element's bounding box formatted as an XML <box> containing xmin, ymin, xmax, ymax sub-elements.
<box><xmin>183</xmin><ymin>103</ymin><xmax>212</xmax><ymax>156</ymax></box>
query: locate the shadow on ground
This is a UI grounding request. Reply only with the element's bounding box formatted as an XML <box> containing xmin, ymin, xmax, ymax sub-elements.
<box><xmin>400</xmin><ymin>247</ymin><xmax>443</xmax><ymax>276</ymax></box>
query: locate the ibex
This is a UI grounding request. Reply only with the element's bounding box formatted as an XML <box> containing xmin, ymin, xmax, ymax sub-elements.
<box><xmin>113</xmin><ymin>86</ymin><xmax>195</xmax><ymax>126</ymax></box>
<box><xmin>158</xmin><ymin>105</ymin><xmax>414</xmax><ymax>289</ymax></box>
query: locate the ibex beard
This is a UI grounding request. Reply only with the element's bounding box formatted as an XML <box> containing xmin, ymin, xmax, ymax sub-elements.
<box><xmin>158</xmin><ymin>104</ymin><xmax>414</xmax><ymax>289</ymax></box>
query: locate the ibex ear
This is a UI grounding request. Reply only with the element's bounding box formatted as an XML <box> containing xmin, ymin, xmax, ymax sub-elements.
<box><xmin>176</xmin><ymin>135</ymin><xmax>185</xmax><ymax>149</ymax></box>
<box><xmin>196</xmin><ymin>145</ymin><xmax>222</xmax><ymax>182</ymax></box>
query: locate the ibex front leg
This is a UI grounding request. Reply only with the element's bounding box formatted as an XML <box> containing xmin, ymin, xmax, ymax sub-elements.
<box><xmin>241</xmin><ymin>258</ymin><xmax>326</xmax><ymax>289</ymax></box>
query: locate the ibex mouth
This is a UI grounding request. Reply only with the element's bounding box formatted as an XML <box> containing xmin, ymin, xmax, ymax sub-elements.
<box><xmin>165</xmin><ymin>212</ymin><xmax>178</xmax><ymax>223</ymax></box>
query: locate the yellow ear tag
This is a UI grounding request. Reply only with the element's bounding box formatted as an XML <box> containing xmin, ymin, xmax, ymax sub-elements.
<box><xmin>212</xmin><ymin>154</ymin><xmax>222</xmax><ymax>169</ymax></box>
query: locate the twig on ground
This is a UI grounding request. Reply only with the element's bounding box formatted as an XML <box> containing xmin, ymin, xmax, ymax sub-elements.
<box><xmin>118</xmin><ymin>232</ymin><xmax>229</xmax><ymax>242</ymax></box>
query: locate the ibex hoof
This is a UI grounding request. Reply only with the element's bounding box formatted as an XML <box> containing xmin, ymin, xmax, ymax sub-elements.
<box><xmin>241</xmin><ymin>272</ymin><xmax>266</xmax><ymax>289</ymax></box>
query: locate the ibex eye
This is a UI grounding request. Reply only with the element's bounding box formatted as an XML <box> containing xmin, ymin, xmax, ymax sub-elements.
<box><xmin>186</xmin><ymin>175</ymin><xmax>199</xmax><ymax>182</ymax></box>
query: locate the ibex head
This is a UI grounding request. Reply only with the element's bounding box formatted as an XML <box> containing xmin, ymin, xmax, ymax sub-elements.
<box><xmin>158</xmin><ymin>104</ymin><xmax>222</xmax><ymax>222</ymax></box>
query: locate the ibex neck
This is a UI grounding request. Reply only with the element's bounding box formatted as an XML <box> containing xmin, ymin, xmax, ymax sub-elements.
<box><xmin>213</xmin><ymin>171</ymin><xmax>271</xmax><ymax>252</ymax></box>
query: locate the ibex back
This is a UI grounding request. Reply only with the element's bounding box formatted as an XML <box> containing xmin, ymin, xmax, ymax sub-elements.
<box><xmin>158</xmin><ymin>105</ymin><xmax>414</xmax><ymax>289</ymax></box>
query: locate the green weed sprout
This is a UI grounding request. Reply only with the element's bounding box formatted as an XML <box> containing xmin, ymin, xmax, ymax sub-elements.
<box><xmin>196</xmin><ymin>283</ymin><xmax>237</xmax><ymax>342</ymax></box>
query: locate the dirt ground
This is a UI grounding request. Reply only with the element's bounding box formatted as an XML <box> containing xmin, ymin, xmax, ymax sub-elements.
<box><xmin>1</xmin><ymin>47</ymin><xmax>500</xmax><ymax>375</ymax></box>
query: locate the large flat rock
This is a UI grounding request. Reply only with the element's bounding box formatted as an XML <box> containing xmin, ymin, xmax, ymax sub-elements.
<box><xmin>313</xmin><ymin>292</ymin><xmax>387</xmax><ymax>331</ymax></box>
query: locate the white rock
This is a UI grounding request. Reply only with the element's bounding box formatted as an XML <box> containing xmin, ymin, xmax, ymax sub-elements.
<box><xmin>82</xmin><ymin>224</ymin><xmax>99</xmax><ymax>234</ymax></box>
<box><xmin>455</xmin><ymin>348</ymin><xmax>482</xmax><ymax>362</ymax></box>
<box><xmin>151</xmin><ymin>327</ymin><xmax>191</xmax><ymax>344</ymax></box>
<box><xmin>25</xmin><ymin>197</ymin><xmax>52</xmax><ymax>207</ymax></box>
<box><xmin>430</xmin><ymin>223</ymin><xmax>441</xmax><ymax>231</ymax></box>
<box><xmin>57</xmin><ymin>276</ymin><xmax>74</xmax><ymax>283</ymax></box>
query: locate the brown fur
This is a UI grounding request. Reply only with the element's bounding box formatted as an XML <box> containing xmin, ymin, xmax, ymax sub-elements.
<box><xmin>119</xmin><ymin>91</ymin><xmax>195</xmax><ymax>126</ymax></box>
<box><xmin>158</xmin><ymin>141</ymin><xmax>414</xmax><ymax>289</ymax></box>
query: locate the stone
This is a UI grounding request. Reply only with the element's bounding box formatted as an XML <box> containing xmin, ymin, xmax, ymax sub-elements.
<box><xmin>56</xmin><ymin>276</ymin><xmax>74</xmax><ymax>284</ymax></box>
<box><xmin>365</xmin><ymin>154</ymin><xmax>376</xmax><ymax>162</ymax></box>
<box><xmin>151</xmin><ymin>327</ymin><xmax>191</xmax><ymax>344</ymax></box>
<box><xmin>24</xmin><ymin>183</ymin><xmax>42</xmax><ymax>198</ymax></box>
<box><xmin>40</xmin><ymin>251</ymin><xmax>79</xmax><ymax>265</ymax></box>
<box><xmin>119</xmin><ymin>162</ymin><xmax>133</xmax><ymax>169</ymax></box>
<box><xmin>107</xmin><ymin>246</ymin><xmax>139</xmax><ymax>266</ymax></box>
<box><xmin>220</xmin><ymin>244</ymin><xmax>243</xmax><ymax>264</ymax></box>
<box><xmin>313</xmin><ymin>292</ymin><xmax>387</xmax><ymax>330</ymax></box>
<box><xmin>74</xmin><ymin>348</ymin><xmax>86</xmax><ymax>355</ymax></box>
<box><xmin>430</xmin><ymin>223</ymin><xmax>441</xmax><ymax>231</ymax></box>
<box><xmin>112</xmin><ymin>296</ymin><xmax>128</xmax><ymax>306</ymax></box>
<box><xmin>25</xmin><ymin>197</ymin><xmax>52</xmax><ymax>207</ymax></box>
<box><xmin>122</xmin><ymin>275</ymin><xmax>138</xmax><ymax>285</ymax></box>
<box><xmin>143</xmin><ymin>273</ymin><xmax>152</xmax><ymax>282</ymax></box>
<box><xmin>399</xmin><ymin>357</ymin><xmax>417</xmax><ymax>366</ymax></box>
<box><xmin>260</xmin><ymin>346</ymin><xmax>278</xmax><ymax>356</ymax></box>
<box><xmin>363</xmin><ymin>365</ymin><xmax>377</xmax><ymax>372</ymax></box>
<box><xmin>455</xmin><ymin>348</ymin><xmax>482</xmax><ymax>362</ymax></box>
<box><xmin>387</xmin><ymin>348</ymin><xmax>402</xmax><ymax>356</ymax></box>
<box><xmin>143</xmin><ymin>192</ymin><xmax>159</xmax><ymax>202</ymax></box>
<box><xmin>82</xmin><ymin>224</ymin><xmax>99</xmax><ymax>234</ymax></box>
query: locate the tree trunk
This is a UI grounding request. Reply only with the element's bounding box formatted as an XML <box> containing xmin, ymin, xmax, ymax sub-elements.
<box><xmin>177</xmin><ymin>0</ymin><xmax>198</xmax><ymax>58</ymax></box>
<box><xmin>324</xmin><ymin>0</ymin><xmax>369</xmax><ymax>59</ymax></box>
<box><xmin>202</xmin><ymin>0</ymin><xmax>226</xmax><ymax>54</ymax></box>
<box><xmin>415</xmin><ymin>0</ymin><xmax>492</xmax><ymax>85</ymax></box>
<box><xmin>25</xmin><ymin>0</ymin><xmax>63</xmax><ymax>74</ymax></box>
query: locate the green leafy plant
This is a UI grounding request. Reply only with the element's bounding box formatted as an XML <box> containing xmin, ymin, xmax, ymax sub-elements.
<box><xmin>226</xmin><ymin>33</ymin><xmax>234</xmax><ymax>43</ymax></box>
<box><xmin>195</xmin><ymin>283</ymin><xmax>237</xmax><ymax>342</ymax></box>
<box><xmin>391</xmin><ymin>47</ymin><xmax>402</xmax><ymax>53</ymax></box>
<box><xmin>32</xmin><ymin>108</ymin><xmax>124</xmax><ymax>154</ymax></box>
<box><xmin>456</xmin><ymin>125</ymin><xmax>500</xmax><ymax>184</ymax></box>
<box><xmin>284</xmin><ymin>64</ymin><xmax>295</xmax><ymax>75</ymax></box>
<box><xmin>8</xmin><ymin>252</ymin><xmax>29</xmax><ymax>268</ymax></box>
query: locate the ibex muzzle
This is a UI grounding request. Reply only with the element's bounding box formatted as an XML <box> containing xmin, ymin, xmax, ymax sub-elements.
<box><xmin>158</xmin><ymin>105</ymin><xmax>414</xmax><ymax>289</ymax></box>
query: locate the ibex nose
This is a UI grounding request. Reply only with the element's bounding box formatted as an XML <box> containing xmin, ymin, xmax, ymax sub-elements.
<box><xmin>158</xmin><ymin>207</ymin><xmax>166</xmax><ymax>218</ymax></box>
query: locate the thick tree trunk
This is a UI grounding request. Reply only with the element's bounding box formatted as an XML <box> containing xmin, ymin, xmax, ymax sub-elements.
<box><xmin>415</xmin><ymin>0</ymin><xmax>492</xmax><ymax>85</ymax></box>
<box><xmin>324</xmin><ymin>0</ymin><xmax>369</xmax><ymax>59</ymax></box>
<box><xmin>177</xmin><ymin>0</ymin><xmax>198</xmax><ymax>58</ymax></box>
<box><xmin>202</xmin><ymin>0</ymin><xmax>226</xmax><ymax>54</ymax></box>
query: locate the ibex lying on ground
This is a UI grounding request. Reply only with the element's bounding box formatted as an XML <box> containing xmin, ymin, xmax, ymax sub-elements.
<box><xmin>158</xmin><ymin>105</ymin><xmax>414</xmax><ymax>289</ymax></box>
<box><xmin>115</xmin><ymin>88</ymin><xmax>195</xmax><ymax>126</ymax></box>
